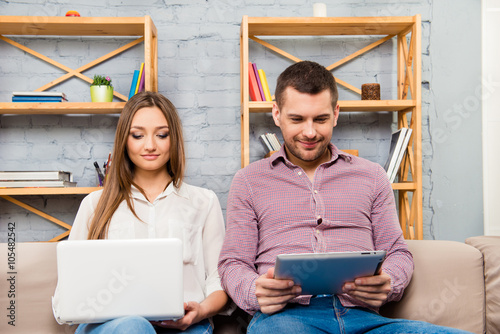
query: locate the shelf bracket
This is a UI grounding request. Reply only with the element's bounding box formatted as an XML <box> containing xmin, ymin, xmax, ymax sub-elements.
<box><xmin>0</xmin><ymin>34</ymin><xmax>145</xmax><ymax>101</ymax></box>
<box><xmin>0</xmin><ymin>195</ymin><xmax>71</xmax><ymax>242</ymax></box>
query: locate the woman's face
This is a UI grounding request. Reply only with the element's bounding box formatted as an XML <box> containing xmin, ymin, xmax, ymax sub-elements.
<box><xmin>126</xmin><ymin>106</ymin><xmax>171</xmax><ymax>176</ymax></box>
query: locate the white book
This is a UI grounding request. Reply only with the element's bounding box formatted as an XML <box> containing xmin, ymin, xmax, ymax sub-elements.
<box><xmin>384</xmin><ymin>128</ymin><xmax>408</xmax><ymax>182</ymax></box>
<box><xmin>259</xmin><ymin>134</ymin><xmax>273</xmax><ymax>152</ymax></box>
<box><xmin>389</xmin><ymin>128</ymin><xmax>413</xmax><ymax>183</ymax></box>
<box><xmin>266</xmin><ymin>133</ymin><xmax>281</xmax><ymax>151</ymax></box>
<box><xmin>0</xmin><ymin>171</ymin><xmax>72</xmax><ymax>182</ymax></box>
<box><xmin>12</xmin><ymin>91</ymin><xmax>67</xmax><ymax>99</ymax></box>
<box><xmin>271</xmin><ymin>133</ymin><xmax>282</xmax><ymax>150</ymax></box>
<box><xmin>0</xmin><ymin>180</ymin><xmax>77</xmax><ymax>188</ymax></box>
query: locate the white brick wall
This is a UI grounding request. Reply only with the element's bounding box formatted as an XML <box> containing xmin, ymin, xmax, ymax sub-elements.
<box><xmin>0</xmin><ymin>1</ymin><xmax>483</xmax><ymax>242</ymax></box>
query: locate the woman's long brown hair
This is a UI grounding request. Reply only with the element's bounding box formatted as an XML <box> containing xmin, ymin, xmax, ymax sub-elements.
<box><xmin>87</xmin><ymin>91</ymin><xmax>185</xmax><ymax>239</ymax></box>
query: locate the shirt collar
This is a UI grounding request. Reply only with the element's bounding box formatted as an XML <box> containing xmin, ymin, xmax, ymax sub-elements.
<box><xmin>269</xmin><ymin>142</ymin><xmax>352</xmax><ymax>169</ymax></box>
<box><xmin>130</xmin><ymin>181</ymin><xmax>189</xmax><ymax>202</ymax></box>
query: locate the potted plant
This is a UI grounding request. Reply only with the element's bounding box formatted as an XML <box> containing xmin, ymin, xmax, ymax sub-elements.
<box><xmin>90</xmin><ymin>75</ymin><xmax>113</xmax><ymax>102</ymax></box>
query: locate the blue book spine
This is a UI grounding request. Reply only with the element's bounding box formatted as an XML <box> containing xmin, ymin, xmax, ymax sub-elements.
<box><xmin>12</xmin><ymin>96</ymin><xmax>63</xmax><ymax>102</ymax></box>
<box><xmin>128</xmin><ymin>70</ymin><xmax>140</xmax><ymax>99</ymax></box>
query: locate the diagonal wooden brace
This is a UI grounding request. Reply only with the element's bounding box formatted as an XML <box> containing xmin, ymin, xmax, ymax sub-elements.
<box><xmin>1</xmin><ymin>195</ymin><xmax>72</xmax><ymax>242</ymax></box>
<box><xmin>0</xmin><ymin>35</ymin><xmax>144</xmax><ymax>101</ymax></box>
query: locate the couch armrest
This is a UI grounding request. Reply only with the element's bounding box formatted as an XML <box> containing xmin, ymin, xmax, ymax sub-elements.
<box><xmin>0</xmin><ymin>242</ymin><xmax>75</xmax><ymax>334</ymax></box>
<box><xmin>380</xmin><ymin>240</ymin><xmax>485</xmax><ymax>333</ymax></box>
<box><xmin>466</xmin><ymin>236</ymin><xmax>500</xmax><ymax>334</ymax></box>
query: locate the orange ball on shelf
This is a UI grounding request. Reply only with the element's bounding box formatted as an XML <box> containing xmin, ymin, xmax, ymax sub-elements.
<box><xmin>65</xmin><ymin>10</ymin><xmax>80</xmax><ymax>17</ymax></box>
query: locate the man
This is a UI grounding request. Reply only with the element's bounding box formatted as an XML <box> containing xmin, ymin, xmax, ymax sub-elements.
<box><xmin>218</xmin><ymin>61</ymin><xmax>470</xmax><ymax>333</ymax></box>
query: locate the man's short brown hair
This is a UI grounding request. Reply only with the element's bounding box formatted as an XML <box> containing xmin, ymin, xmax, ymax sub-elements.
<box><xmin>275</xmin><ymin>61</ymin><xmax>338</xmax><ymax>110</ymax></box>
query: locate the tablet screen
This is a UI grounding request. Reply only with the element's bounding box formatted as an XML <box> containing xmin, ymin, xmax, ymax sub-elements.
<box><xmin>274</xmin><ymin>251</ymin><xmax>386</xmax><ymax>295</ymax></box>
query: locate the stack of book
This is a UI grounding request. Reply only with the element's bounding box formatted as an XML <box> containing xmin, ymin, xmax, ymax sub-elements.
<box><xmin>0</xmin><ymin>171</ymin><xmax>76</xmax><ymax>188</ymax></box>
<box><xmin>128</xmin><ymin>62</ymin><xmax>146</xmax><ymax>99</ymax></box>
<box><xmin>259</xmin><ymin>133</ymin><xmax>281</xmax><ymax>153</ymax></box>
<box><xmin>249</xmin><ymin>62</ymin><xmax>272</xmax><ymax>102</ymax></box>
<box><xmin>383</xmin><ymin>128</ymin><xmax>413</xmax><ymax>183</ymax></box>
<box><xmin>12</xmin><ymin>91</ymin><xmax>68</xmax><ymax>102</ymax></box>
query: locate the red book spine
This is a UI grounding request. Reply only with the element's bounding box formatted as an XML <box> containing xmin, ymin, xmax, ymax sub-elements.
<box><xmin>248</xmin><ymin>62</ymin><xmax>262</xmax><ymax>101</ymax></box>
<box><xmin>253</xmin><ymin>62</ymin><xmax>265</xmax><ymax>101</ymax></box>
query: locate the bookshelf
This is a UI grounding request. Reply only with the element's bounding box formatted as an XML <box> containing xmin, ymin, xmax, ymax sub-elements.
<box><xmin>0</xmin><ymin>15</ymin><xmax>158</xmax><ymax>241</ymax></box>
<box><xmin>240</xmin><ymin>15</ymin><xmax>422</xmax><ymax>239</ymax></box>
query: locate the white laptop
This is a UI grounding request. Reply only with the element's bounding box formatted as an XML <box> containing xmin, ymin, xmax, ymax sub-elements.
<box><xmin>52</xmin><ymin>238</ymin><xmax>184</xmax><ymax>325</ymax></box>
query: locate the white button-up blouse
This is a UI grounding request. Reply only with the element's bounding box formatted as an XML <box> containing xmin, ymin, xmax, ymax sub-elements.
<box><xmin>68</xmin><ymin>182</ymin><xmax>226</xmax><ymax>303</ymax></box>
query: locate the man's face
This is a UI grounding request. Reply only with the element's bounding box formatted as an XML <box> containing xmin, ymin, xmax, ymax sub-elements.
<box><xmin>273</xmin><ymin>87</ymin><xmax>339</xmax><ymax>168</ymax></box>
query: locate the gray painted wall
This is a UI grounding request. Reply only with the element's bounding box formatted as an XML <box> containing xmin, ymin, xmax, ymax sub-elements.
<box><xmin>0</xmin><ymin>0</ymin><xmax>483</xmax><ymax>242</ymax></box>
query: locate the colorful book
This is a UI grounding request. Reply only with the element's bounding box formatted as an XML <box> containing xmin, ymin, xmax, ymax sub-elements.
<box><xmin>128</xmin><ymin>70</ymin><xmax>140</xmax><ymax>99</ymax></box>
<box><xmin>138</xmin><ymin>68</ymin><xmax>146</xmax><ymax>93</ymax></box>
<box><xmin>252</xmin><ymin>63</ymin><xmax>265</xmax><ymax>101</ymax></box>
<box><xmin>135</xmin><ymin>63</ymin><xmax>145</xmax><ymax>94</ymax></box>
<box><xmin>12</xmin><ymin>96</ymin><xmax>65</xmax><ymax>102</ymax></box>
<box><xmin>258</xmin><ymin>69</ymin><xmax>272</xmax><ymax>101</ymax></box>
<box><xmin>248</xmin><ymin>62</ymin><xmax>262</xmax><ymax>101</ymax></box>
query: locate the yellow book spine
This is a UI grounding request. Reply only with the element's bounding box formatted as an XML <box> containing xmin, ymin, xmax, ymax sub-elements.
<box><xmin>135</xmin><ymin>62</ymin><xmax>145</xmax><ymax>94</ymax></box>
<box><xmin>258</xmin><ymin>69</ymin><xmax>272</xmax><ymax>101</ymax></box>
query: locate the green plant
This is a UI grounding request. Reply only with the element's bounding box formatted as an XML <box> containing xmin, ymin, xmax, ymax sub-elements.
<box><xmin>90</xmin><ymin>75</ymin><xmax>113</xmax><ymax>87</ymax></box>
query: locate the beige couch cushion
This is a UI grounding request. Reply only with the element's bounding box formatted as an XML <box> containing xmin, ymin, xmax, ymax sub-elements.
<box><xmin>380</xmin><ymin>240</ymin><xmax>485</xmax><ymax>333</ymax></box>
<box><xmin>466</xmin><ymin>236</ymin><xmax>500</xmax><ymax>334</ymax></box>
<box><xmin>0</xmin><ymin>242</ymin><xmax>75</xmax><ymax>334</ymax></box>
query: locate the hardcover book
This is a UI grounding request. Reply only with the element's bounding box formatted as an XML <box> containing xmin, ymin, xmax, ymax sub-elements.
<box><xmin>128</xmin><ymin>70</ymin><xmax>140</xmax><ymax>99</ymax></box>
<box><xmin>135</xmin><ymin>63</ymin><xmax>145</xmax><ymax>95</ymax></box>
<box><xmin>258</xmin><ymin>69</ymin><xmax>272</xmax><ymax>101</ymax></box>
<box><xmin>388</xmin><ymin>128</ymin><xmax>413</xmax><ymax>183</ymax></box>
<box><xmin>0</xmin><ymin>171</ymin><xmax>72</xmax><ymax>181</ymax></box>
<box><xmin>0</xmin><ymin>180</ymin><xmax>76</xmax><ymax>188</ymax></box>
<box><xmin>249</xmin><ymin>62</ymin><xmax>262</xmax><ymax>101</ymax></box>
<box><xmin>383</xmin><ymin>128</ymin><xmax>410</xmax><ymax>183</ymax></box>
<box><xmin>252</xmin><ymin>63</ymin><xmax>265</xmax><ymax>101</ymax></box>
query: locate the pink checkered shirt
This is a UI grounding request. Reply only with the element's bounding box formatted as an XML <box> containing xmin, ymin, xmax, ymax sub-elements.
<box><xmin>218</xmin><ymin>144</ymin><xmax>413</xmax><ymax>314</ymax></box>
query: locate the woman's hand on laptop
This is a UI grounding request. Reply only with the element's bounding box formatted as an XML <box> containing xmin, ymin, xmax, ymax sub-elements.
<box><xmin>255</xmin><ymin>267</ymin><xmax>302</xmax><ymax>315</ymax></box>
<box><xmin>341</xmin><ymin>271</ymin><xmax>392</xmax><ymax>308</ymax></box>
<box><xmin>151</xmin><ymin>290</ymin><xmax>229</xmax><ymax>330</ymax></box>
<box><xmin>151</xmin><ymin>301</ymin><xmax>203</xmax><ymax>331</ymax></box>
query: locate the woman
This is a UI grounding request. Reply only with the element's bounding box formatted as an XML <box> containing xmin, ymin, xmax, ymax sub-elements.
<box><xmin>66</xmin><ymin>91</ymin><xmax>228</xmax><ymax>333</ymax></box>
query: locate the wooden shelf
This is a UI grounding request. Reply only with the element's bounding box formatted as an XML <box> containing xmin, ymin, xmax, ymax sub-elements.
<box><xmin>246</xmin><ymin>100</ymin><xmax>416</xmax><ymax>113</ymax></box>
<box><xmin>0</xmin><ymin>187</ymin><xmax>101</xmax><ymax>196</ymax></box>
<box><xmin>391</xmin><ymin>182</ymin><xmax>417</xmax><ymax>191</ymax></box>
<box><xmin>0</xmin><ymin>102</ymin><xmax>125</xmax><ymax>114</ymax></box>
<box><xmin>240</xmin><ymin>15</ymin><xmax>422</xmax><ymax>240</ymax></box>
<box><xmin>0</xmin><ymin>16</ymin><xmax>156</xmax><ymax>36</ymax></box>
<box><xmin>0</xmin><ymin>15</ymin><xmax>158</xmax><ymax>242</ymax></box>
<box><xmin>246</xmin><ymin>16</ymin><xmax>417</xmax><ymax>36</ymax></box>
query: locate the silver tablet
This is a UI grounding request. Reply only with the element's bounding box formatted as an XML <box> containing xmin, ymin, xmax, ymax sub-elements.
<box><xmin>274</xmin><ymin>251</ymin><xmax>386</xmax><ymax>295</ymax></box>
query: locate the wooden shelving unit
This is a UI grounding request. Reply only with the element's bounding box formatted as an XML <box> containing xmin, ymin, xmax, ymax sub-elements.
<box><xmin>240</xmin><ymin>15</ymin><xmax>422</xmax><ymax>239</ymax></box>
<box><xmin>0</xmin><ymin>15</ymin><xmax>158</xmax><ymax>241</ymax></box>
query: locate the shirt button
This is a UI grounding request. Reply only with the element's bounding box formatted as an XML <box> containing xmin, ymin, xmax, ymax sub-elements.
<box><xmin>316</xmin><ymin>230</ymin><xmax>321</xmax><ymax>234</ymax></box>
<box><xmin>314</xmin><ymin>190</ymin><xmax>318</xmax><ymax>194</ymax></box>
<box><xmin>298</xmin><ymin>171</ymin><xmax>302</xmax><ymax>175</ymax></box>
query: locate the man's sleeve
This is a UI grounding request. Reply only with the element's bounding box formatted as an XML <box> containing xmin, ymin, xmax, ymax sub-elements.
<box><xmin>218</xmin><ymin>169</ymin><xmax>261</xmax><ymax>314</ymax></box>
<box><xmin>371</xmin><ymin>165</ymin><xmax>414</xmax><ymax>303</ymax></box>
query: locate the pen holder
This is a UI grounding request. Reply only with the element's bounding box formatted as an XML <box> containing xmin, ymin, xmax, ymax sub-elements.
<box><xmin>94</xmin><ymin>162</ymin><xmax>105</xmax><ymax>187</ymax></box>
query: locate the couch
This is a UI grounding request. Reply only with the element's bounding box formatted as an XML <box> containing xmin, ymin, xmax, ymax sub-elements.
<box><xmin>1</xmin><ymin>237</ymin><xmax>499</xmax><ymax>334</ymax></box>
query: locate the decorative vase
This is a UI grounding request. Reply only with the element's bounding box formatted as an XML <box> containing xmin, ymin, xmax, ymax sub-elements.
<box><xmin>90</xmin><ymin>85</ymin><xmax>113</xmax><ymax>102</ymax></box>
